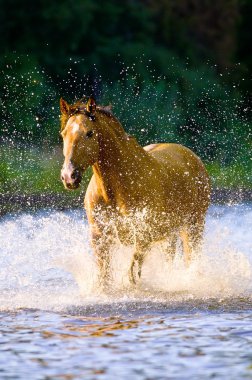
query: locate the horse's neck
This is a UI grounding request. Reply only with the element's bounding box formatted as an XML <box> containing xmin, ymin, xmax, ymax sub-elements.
<box><xmin>92</xmin><ymin>120</ymin><xmax>155</xmax><ymax>203</ymax></box>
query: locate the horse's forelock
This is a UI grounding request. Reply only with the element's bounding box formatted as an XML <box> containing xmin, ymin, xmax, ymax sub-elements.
<box><xmin>66</xmin><ymin>96</ymin><xmax>113</xmax><ymax>114</ymax></box>
<box><xmin>60</xmin><ymin>99</ymin><xmax>114</xmax><ymax>131</ymax></box>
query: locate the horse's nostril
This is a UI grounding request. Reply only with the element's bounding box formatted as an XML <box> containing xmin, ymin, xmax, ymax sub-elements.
<box><xmin>71</xmin><ymin>170</ymin><xmax>79</xmax><ymax>180</ymax></box>
<box><xmin>61</xmin><ymin>175</ymin><xmax>64</xmax><ymax>181</ymax></box>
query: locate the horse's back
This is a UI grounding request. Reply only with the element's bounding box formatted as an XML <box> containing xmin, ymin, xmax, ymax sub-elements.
<box><xmin>145</xmin><ymin>143</ymin><xmax>200</xmax><ymax>166</ymax></box>
<box><xmin>144</xmin><ymin>143</ymin><xmax>210</xmax><ymax>213</ymax></box>
<box><xmin>144</xmin><ymin>143</ymin><xmax>207</xmax><ymax>176</ymax></box>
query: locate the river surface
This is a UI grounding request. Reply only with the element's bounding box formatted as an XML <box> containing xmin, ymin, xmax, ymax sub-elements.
<box><xmin>0</xmin><ymin>204</ymin><xmax>252</xmax><ymax>379</ymax></box>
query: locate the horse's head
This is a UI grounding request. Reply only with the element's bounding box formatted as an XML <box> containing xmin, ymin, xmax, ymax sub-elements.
<box><xmin>60</xmin><ymin>97</ymin><xmax>100</xmax><ymax>190</ymax></box>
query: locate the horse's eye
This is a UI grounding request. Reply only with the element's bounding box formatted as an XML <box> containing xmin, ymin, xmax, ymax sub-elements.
<box><xmin>86</xmin><ymin>130</ymin><xmax>94</xmax><ymax>138</ymax></box>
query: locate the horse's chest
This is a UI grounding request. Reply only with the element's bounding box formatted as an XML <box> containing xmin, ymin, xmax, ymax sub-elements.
<box><xmin>115</xmin><ymin>219</ymin><xmax>135</xmax><ymax>245</ymax></box>
<box><xmin>114</xmin><ymin>210</ymin><xmax>171</xmax><ymax>246</ymax></box>
<box><xmin>92</xmin><ymin>204</ymin><xmax>175</xmax><ymax>247</ymax></box>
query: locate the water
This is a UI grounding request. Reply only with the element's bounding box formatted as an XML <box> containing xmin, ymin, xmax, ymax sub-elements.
<box><xmin>0</xmin><ymin>204</ymin><xmax>252</xmax><ymax>379</ymax></box>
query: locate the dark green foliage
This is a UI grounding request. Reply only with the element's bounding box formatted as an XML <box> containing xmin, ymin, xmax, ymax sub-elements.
<box><xmin>0</xmin><ymin>53</ymin><xmax>251</xmax><ymax>168</ymax></box>
<box><xmin>0</xmin><ymin>0</ymin><xmax>251</xmax><ymax>172</ymax></box>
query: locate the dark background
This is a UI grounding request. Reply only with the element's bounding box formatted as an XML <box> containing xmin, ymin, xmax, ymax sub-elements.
<box><xmin>0</xmin><ymin>0</ymin><xmax>251</xmax><ymax>199</ymax></box>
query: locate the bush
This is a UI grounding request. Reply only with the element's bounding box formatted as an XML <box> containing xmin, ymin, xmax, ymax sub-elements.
<box><xmin>1</xmin><ymin>54</ymin><xmax>251</xmax><ymax>169</ymax></box>
<box><xmin>0</xmin><ymin>54</ymin><xmax>59</xmax><ymax>144</ymax></box>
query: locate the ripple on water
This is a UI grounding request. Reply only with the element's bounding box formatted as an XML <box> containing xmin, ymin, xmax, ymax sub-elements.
<box><xmin>0</xmin><ymin>308</ymin><xmax>252</xmax><ymax>379</ymax></box>
<box><xmin>0</xmin><ymin>204</ymin><xmax>252</xmax><ymax>379</ymax></box>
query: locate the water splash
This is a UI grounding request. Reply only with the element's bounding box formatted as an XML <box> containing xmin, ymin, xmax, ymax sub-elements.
<box><xmin>0</xmin><ymin>204</ymin><xmax>251</xmax><ymax>313</ymax></box>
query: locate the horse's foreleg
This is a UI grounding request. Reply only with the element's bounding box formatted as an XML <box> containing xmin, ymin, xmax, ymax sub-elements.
<box><xmin>96</xmin><ymin>248</ymin><xmax>111</xmax><ymax>286</ymax></box>
<box><xmin>181</xmin><ymin>215</ymin><xmax>206</xmax><ymax>267</ymax></box>
<box><xmin>165</xmin><ymin>235</ymin><xmax>177</xmax><ymax>263</ymax></box>
<box><xmin>91</xmin><ymin>231</ymin><xmax>113</xmax><ymax>289</ymax></box>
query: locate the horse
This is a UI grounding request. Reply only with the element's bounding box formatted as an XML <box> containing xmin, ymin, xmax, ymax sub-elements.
<box><xmin>60</xmin><ymin>96</ymin><xmax>211</xmax><ymax>286</ymax></box>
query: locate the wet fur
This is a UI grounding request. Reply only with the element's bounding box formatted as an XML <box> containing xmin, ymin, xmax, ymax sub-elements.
<box><xmin>60</xmin><ymin>98</ymin><xmax>211</xmax><ymax>287</ymax></box>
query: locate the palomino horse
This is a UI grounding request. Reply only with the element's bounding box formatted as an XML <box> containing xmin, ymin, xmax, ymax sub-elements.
<box><xmin>60</xmin><ymin>97</ymin><xmax>210</xmax><ymax>286</ymax></box>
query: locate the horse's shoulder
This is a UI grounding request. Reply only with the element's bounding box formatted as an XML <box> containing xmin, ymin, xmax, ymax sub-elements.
<box><xmin>85</xmin><ymin>175</ymin><xmax>99</xmax><ymax>200</ymax></box>
<box><xmin>84</xmin><ymin>174</ymin><xmax>109</xmax><ymax>209</ymax></box>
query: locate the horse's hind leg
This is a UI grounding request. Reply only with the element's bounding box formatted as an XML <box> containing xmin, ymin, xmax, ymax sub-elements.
<box><xmin>180</xmin><ymin>220</ymin><xmax>205</xmax><ymax>266</ymax></box>
<box><xmin>129</xmin><ymin>250</ymin><xmax>146</xmax><ymax>285</ymax></box>
<box><xmin>180</xmin><ymin>229</ymin><xmax>192</xmax><ymax>267</ymax></box>
<box><xmin>190</xmin><ymin>222</ymin><xmax>204</xmax><ymax>254</ymax></box>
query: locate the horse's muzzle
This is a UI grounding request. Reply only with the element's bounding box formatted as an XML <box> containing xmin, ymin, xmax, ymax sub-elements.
<box><xmin>61</xmin><ymin>167</ymin><xmax>82</xmax><ymax>190</ymax></box>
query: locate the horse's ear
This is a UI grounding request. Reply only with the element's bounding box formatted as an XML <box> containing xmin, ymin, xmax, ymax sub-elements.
<box><xmin>60</xmin><ymin>98</ymin><xmax>70</xmax><ymax>115</ymax></box>
<box><xmin>86</xmin><ymin>96</ymin><xmax>96</xmax><ymax>115</ymax></box>
<box><xmin>102</xmin><ymin>105</ymin><xmax>112</xmax><ymax>112</ymax></box>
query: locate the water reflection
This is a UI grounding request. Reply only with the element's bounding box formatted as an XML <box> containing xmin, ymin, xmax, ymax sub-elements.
<box><xmin>0</xmin><ymin>204</ymin><xmax>252</xmax><ymax>378</ymax></box>
<box><xmin>1</xmin><ymin>309</ymin><xmax>252</xmax><ymax>379</ymax></box>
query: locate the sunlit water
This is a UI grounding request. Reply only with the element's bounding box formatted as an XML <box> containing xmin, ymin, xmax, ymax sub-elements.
<box><xmin>0</xmin><ymin>204</ymin><xmax>252</xmax><ymax>379</ymax></box>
